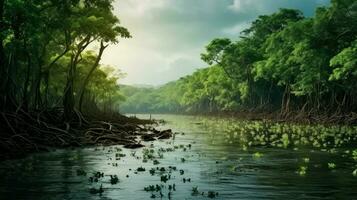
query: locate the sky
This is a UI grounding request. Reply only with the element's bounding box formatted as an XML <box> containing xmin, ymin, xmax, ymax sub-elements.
<box><xmin>101</xmin><ymin>0</ymin><xmax>330</xmax><ymax>86</ymax></box>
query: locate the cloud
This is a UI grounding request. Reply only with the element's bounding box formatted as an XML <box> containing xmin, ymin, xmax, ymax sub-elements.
<box><xmin>115</xmin><ymin>0</ymin><xmax>167</xmax><ymax>17</ymax></box>
<box><xmin>229</xmin><ymin>0</ymin><xmax>250</xmax><ymax>12</ymax></box>
<box><xmin>158</xmin><ymin>56</ymin><xmax>205</xmax><ymax>84</ymax></box>
<box><xmin>228</xmin><ymin>0</ymin><xmax>265</xmax><ymax>13</ymax></box>
<box><xmin>101</xmin><ymin>0</ymin><xmax>330</xmax><ymax>86</ymax></box>
<box><xmin>222</xmin><ymin>22</ymin><xmax>251</xmax><ymax>36</ymax></box>
<box><xmin>228</xmin><ymin>0</ymin><xmax>329</xmax><ymax>15</ymax></box>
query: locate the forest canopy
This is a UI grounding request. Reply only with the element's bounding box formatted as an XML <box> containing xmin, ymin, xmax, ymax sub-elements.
<box><xmin>120</xmin><ymin>0</ymin><xmax>357</xmax><ymax>120</ymax></box>
<box><xmin>0</xmin><ymin>0</ymin><xmax>130</xmax><ymax>120</ymax></box>
<box><xmin>0</xmin><ymin>0</ymin><xmax>166</xmax><ymax>159</ymax></box>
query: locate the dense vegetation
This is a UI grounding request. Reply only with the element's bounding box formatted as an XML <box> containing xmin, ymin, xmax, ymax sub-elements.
<box><xmin>0</xmin><ymin>0</ymin><xmax>164</xmax><ymax>159</ymax></box>
<box><xmin>120</xmin><ymin>0</ymin><xmax>357</xmax><ymax>123</ymax></box>
<box><xmin>0</xmin><ymin>0</ymin><xmax>129</xmax><ymax>116</ymax></box>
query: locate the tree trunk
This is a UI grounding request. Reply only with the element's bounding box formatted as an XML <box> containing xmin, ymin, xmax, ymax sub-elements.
<box><xmin>63</xmin><ymin>36</ymin><xmax>91</xmax><ymax>121</ymax></box>
<box><xmin>43</xmin><ymin>70</ymin><xmax>50</xmax><ymax>107</ymax></box>
<box><xmin>33</xmin><ymin>63</ymin><xmax>43</xmax><ymax>109</ymax></box>
<box><xmin>281</xmin><ymin>84</ymin><xmax>291</xmax><ymax>116</ymax></box>
<box><xmin>43</xmin><ymin>45</ymin><xmax>69</xmax><ymax>108</ymax></box>
<box><xmin>63</xmin><ymin>55</ymin><xmax>75</xmax><ymax>121</ymax></box>
<box><xmin>0</xmin><ymin>0</ymin><xmax>6</xmax><ymax>108</ymax></box>
<box><xmin>22</xmin><ymin>41</ymin><xmax>31</xmax><ymax>110</ymax></box>
<box><xmin>78</xmin><ymin>41</ymin><xmax>108</xmax><ymax>112</ymax></box>
<box><xmin>4</xmin><ymin>18</ymin><xmax>22</xmax><ymax>110</ymax></box>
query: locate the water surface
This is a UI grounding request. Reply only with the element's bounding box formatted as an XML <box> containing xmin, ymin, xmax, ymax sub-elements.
<box><xmin>0</xmin><ymin>114</ymin><xmax>356</xmax><ymax>200</ymax></box>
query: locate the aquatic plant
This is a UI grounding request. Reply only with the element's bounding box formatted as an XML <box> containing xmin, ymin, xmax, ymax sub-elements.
<box><xmin>160</xmin><ymin>175</ymin><xmax>169</xmax><ymax>182</ymax></box>
<box><xmin>253</xmin><ymin>152</ymin><xmax>263</xmax><ymax>159</ymax></box>
<box><xmin>149</xmin><ymin>168</ymin><xmax>156</xmax><ymax>175</ymax></box>
<box><xmin>353</xmin><ymin>169</ymin><xmax>357</xmax><ymax>176</ymax></box>
<box><xmin>137</xmin><ymin>167</ymin><xmax>146</xmax><ymax>172</ymax></box>
<box><xmin>282</xmin><ymin>133</ymin><xmax>290</xmax><ymax>148</ymax></box>
<box><xmin>168</xmin><ymin>166</ymin><xmax>177</xmax><ymax>171</ymax></box>
<box><xmin>352</xmin><ymin>150</ymin><xmax>357</xmax><ymax>161</ymax></box>
<box><xmin>207</xmin><ymin>191</ymin><xmax>218</xmax><ymax>198</ymax></box>
<box><xmin>191</xmin><ymin>187</ymin><xmax>200</xmax><ymax>196</ymax></box>
<box><xmin>116</xmin><ymin>153</ymin><xmax>126</xmax><ymax>158</ymax></box>
<box><xmin>110</xmin><ymin>175</ymin><xmax>119</xmax><ymax>184</ymax></box>
<box><xmin>297</xmin><ymin>166</ymin><xmax>307</xmax><ymax>176</ymax></box>
<box><xmin>144</xmin><ymin>185</ymin><xmax>155</xmax><ymax>192</ymax></box>
<box><xmin>183</xmin><ymin>178</ymin><xmax>191</xmax><ymax>183</ymax></box>
<box><xmin>144</xmin><ymin>185</ymin><xmax>156</xmax><ymax>192</ymax></box>
<box><xmin>327</xmin><ymin>163</ymin><xmax>336</xmax><ymax>170</ymax></box>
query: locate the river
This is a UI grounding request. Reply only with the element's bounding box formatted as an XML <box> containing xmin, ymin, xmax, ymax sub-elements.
<box><xmin>0</xmin><ymin>114</ymin><xmax>357</xmax><ymax>200</ymax></box>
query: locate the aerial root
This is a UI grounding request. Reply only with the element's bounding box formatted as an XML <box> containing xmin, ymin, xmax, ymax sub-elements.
<box><xmin>0</xmin><ymin>109</ymin><xmax>171</xmax><ymax>159</ymax></box>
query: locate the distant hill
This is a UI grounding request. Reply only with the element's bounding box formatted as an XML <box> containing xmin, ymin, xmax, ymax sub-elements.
<box><xmin>128</xmin><ymin>84</ymin><xmax>155</xmax><ymax>88</ymax></box>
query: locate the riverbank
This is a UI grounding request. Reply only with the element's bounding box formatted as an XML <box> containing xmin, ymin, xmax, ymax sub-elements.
<box><xmin>0</xmin><ymin>109</ymin><xmax>173</xmax><ymax>160</ymax></box>
<box><xmin>129</xmin><ymin>110</ymin><xmax>357</xmax><ymax>125</ymax></box>
<box><xmin>208</xmin><ymin>111</ymin><xmax>357</xmax><ymax>125</ymax></box>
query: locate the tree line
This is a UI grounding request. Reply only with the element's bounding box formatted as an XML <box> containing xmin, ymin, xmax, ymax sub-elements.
<box><xmin>0</xmin><ymin>0</ymin><xmax>129</xmax><ymax>121</ymax></box>
<box><xmin>121</xmin><ymin>0</ymin><xmax>357</xmax><ymax>120</ymax></box>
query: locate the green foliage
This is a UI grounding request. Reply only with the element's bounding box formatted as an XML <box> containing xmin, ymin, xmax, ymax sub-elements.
<box><xmin>120</xmin><ymin>66</ymin><xmax>240</xmax><ymax>113</ymax></box>
<box><xmin>0</xmin><ymin>0</ymin><xmax>129</xmax><ymax>114</ymax></box>
<box><xmin>122</xmin><ymin>1</ymin><xmax>357</xmax><ymax>115</ymax></box>
<box><xmin>330</xmin><ymin>41</ymin><xmax>357</xmax><ymax>81</ymax></box>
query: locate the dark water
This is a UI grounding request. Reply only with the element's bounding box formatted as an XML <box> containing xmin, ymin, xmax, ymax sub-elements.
<box><xmin>0</xmin><ymin>114</ymin><xmax>357</xmax><ymax>200</ymax></box>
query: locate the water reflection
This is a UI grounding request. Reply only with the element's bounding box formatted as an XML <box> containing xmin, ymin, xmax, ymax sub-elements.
<box><xmin>0</xmin><ymin>114</ymin><xmax>356</xmax><ymax>200</ymax></box>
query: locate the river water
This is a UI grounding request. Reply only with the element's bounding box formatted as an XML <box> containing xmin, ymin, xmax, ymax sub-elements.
<box><xmin>0</xmin><ymin>114</ymin><xmax>356</xmax><ymax>200</ymax></box>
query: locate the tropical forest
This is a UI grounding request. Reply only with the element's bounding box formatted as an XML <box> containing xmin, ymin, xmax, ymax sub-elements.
<box><xmin>0</xmin><ymin>0</ymin><xmax>357</xmax><ymax>199</ymax></box>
